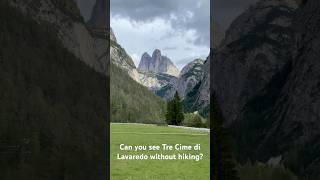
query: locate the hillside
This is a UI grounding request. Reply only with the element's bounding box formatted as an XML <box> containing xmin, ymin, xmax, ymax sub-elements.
<box><xmin>0</xmin><ymin>1</ymin><xmax>106</xmax><ymax>179</ymax></box>
<box><xmin>108</xmin><ymin>29</ymin><xmax>167</xmax><ymax>124</ymax></box>
<box><xmin>111</xmin><ymin>64</ymin><xmax>166</xmax><ymax>124</ymax></box>
<box><xmin>10</xmin><ymin>0</ymin><xmax>108</xmax><ymax>75</ymax></box>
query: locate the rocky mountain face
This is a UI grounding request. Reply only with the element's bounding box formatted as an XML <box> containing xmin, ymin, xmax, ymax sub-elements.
<box><xmin>139</xmin><ymin>72</ymin><xmax>178</xmax><ymax>91</ymax></box>
<box><xmin>183</xmin><ymin>57</ymin><xmax>210</xmax><ymax>117</ymax></box>
<box><xmin>177</xmin><ymin>59</ymin><xmax>205</xmax><ymax>98</ymax></box>
<box><xmin>257</xmin><ymin>0</ymin><xmax>320</xmax><ymax>177</ymax></box>
<box><xmin>10</xmin><ymin>0</ymin><xmax>108</xmax><ymax>75</ymax></box>
<box><xmin>213</xmin><ymin>0</ymin><xmax>320</xmax><ymax>178</ymax></box>
<box><xmin>109</xmin><ymin>29</ymin><xmax>141</xmax><ymax>82</ymax></box>
<box><xmin>213</xmin><ymin>0</ymin><xmax>298</xmax><ymax>126</ymax></box>
<box><xmin>108</xmin><ymin>29</ymin><xmax>177</xmax><ymax>88</ymax></box>
<box><xmin>128</xmin><ymin>49</ymin><xmax>179</xmax><ymax>94</ymax></box>
<box><xmin>108</xmin><ymin>31</ymin><xmax>177</xmax><ymax>91</ymax></box>
<box><xmin>138</xmin><ymin>49</ymin><xmax>180</xmax><ymax>77</ymax></box>
<box><xmin>136</xmin><ymin>49</ymin><xmax>209</xmax><ymax>116</ymax></box>
<box><xmin>188</xmin><ymin>18</ymin><xmax>223</xmax><ymax>117</ymax></box>
<box><xmin>156</xmin><ymin>59</ymin><xmax>205</xmax><ymax>100</ymax></box>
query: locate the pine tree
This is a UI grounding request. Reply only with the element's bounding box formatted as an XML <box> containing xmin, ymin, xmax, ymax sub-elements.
<box><xmin>165</xmin><ymin>100</ymin><xmax>174</xmax><ymax>124</ymax></box>
<box><xmin>165</xmin><ymin>91</ymin><xmax>184</xmax><ymax>125</ymax></box>
<box><xmin>212</xmin><ymin>94</ymin><xmax>239</xmax><ymax>180</ymax></box>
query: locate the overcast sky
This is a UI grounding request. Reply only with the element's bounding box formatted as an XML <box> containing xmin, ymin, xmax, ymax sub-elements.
<box><xmin>75</xmin><ymin>0</ymin><xmax>259</xmax><ymax>69</ymax></box>
<box><xmin>111</xmin><ymin>0</ymin><xmax>210</xmax><ymax>70</ymax></box>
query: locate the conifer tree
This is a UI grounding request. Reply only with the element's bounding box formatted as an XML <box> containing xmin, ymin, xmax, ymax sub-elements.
<box><xmin>165</xmin><ymin>91</ymin><xmax>184</xmax><ymax>125</ymax></box>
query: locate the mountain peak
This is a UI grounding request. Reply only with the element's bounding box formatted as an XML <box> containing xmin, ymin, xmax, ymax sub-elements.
<box><xmin>153</xmin><ymin>49</ymin><xmax>161</xmax><ymax>55</ymax></box>
<box><xmin>180</xmin><ymin>58</ymin><xmax>205</xmax><ymax>76</ymax></box>
<box><xmin>152</xmin><ymin>49</ymin><xmax>162</xmax><ymax>60</ymax></box>
<box><xmin>142</xmin><ymin>52</ymin><xmax>151</xmax><ymax>59</ymax></box>
<box><xmin>192</xmin><ymin>58</ymin><xmax>205</xmax><ymax>64</ymax></box>
<box><xmin>138</xmin><ymin>49</ymin><xmax>179</xmax><ymax>77</ymax></box>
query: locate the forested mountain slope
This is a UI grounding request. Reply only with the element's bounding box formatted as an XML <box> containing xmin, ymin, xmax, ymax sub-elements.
<box><xmin>0</xmin><ymin>1</ymin><xmax>107</xmax><ymax>179</ymax></box>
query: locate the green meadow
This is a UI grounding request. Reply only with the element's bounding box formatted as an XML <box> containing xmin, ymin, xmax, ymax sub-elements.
<box><xmin>110</xmin><ymin>123</ymin><xmax>210</xmax><ymax>180</ymax></box>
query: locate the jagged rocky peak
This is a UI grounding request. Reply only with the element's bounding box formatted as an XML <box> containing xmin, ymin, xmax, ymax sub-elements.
<box><xmin>180</xmin><ymin>58</ymin><xmax>204</xmax><ymax>76</ymax></box>
<box><xmin>152</xmin><ymin>49</ymin><xmax>162</xmax><ymax>60</ymax></box>
<box><xmin>142</xmin><ymin>52</ymin><xmax>151</xmax><ymax>59</ymax></box>
<box><xmin>138</xmin><ymin>52</ymin><xmax>152</xmax><ymax>71</ymax></box>
<box><xmin>138</xmin><ymin>49</ymin><xmax>179</xmax><ymax>77</ymax></box>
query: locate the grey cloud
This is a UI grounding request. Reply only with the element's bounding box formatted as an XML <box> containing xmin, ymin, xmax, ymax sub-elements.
<box><xmin>111</xmin><ymin>0</ymin><xmax>210</xmax><ymax>47</ymax></box>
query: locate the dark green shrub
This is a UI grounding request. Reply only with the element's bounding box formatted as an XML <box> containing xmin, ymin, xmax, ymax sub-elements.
<box><xmin>183</xmin><ymin>113</ymin><xmax>207</xmax><ymax>128</ymax></box>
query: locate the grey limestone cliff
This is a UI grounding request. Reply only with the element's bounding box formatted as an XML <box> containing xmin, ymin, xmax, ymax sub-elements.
<box><xmin>138</xmin><ymin>49</ymin><xmax>180</xmax><ymax>77</ymax></box>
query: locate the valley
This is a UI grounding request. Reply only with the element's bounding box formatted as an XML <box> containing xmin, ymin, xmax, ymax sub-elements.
<box><xmin>110</xmin><ymin>24</ymin><xmax>210</xmax><ymax>122</ymax></box>
<box><xmin>110</xmin><ymin>123</ymin><xmax>210</xmax><ymax>180</ymax></box>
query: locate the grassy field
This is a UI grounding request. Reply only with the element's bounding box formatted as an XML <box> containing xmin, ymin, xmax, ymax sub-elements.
<box><xmin>111</xmin><ymin>123</ymin><xmax>210</xmax><ymax>180</ymax></box>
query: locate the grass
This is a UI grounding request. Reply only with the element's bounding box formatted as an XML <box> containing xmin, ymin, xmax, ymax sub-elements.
<box><xmin>111</xmin><ymin>123</ymin><xmax>210</xmax><ymax>180</ymax></box>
